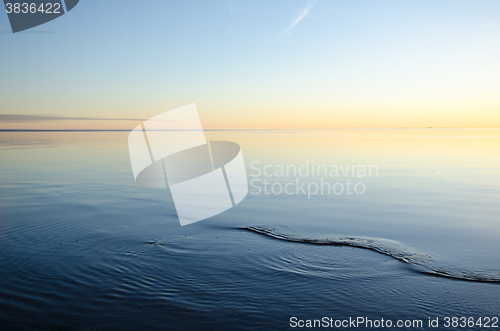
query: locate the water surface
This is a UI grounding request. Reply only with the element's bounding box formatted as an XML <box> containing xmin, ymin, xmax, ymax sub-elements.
<box><xmin>0</xmin><ymin>130</ymin><xmax>499</xmax><ymax>330</ymax></box>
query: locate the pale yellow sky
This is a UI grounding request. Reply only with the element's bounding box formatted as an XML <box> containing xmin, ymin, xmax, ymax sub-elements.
<box><xmin>1</xmin><ymin>1</ymin><xmax>500</xmax><ymax>130</ymax></box>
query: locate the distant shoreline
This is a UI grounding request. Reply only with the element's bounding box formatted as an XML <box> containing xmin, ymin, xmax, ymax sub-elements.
<box><xmin>0</xmin><ymin>128</ymin><xmax>499</xmax><ymax>132</ymax></box>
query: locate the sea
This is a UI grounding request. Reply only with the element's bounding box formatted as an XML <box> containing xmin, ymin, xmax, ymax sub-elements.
<box><xmin>0</xmin><ymin>129</ymin><xmax>499</xmax><ymax>330</ymax></box>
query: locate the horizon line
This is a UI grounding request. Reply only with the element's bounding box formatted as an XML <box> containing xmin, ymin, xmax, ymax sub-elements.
<box><xmin>1</xmin><ymin>128</ymin><xmax>500</xmax><ymax>132</ymax></box>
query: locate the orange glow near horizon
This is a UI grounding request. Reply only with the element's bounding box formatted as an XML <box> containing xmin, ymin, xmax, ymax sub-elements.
<box><xmin>1</xmin><ymin>98</ymin><xmax>499</xmax><ymax>130</ymax></box>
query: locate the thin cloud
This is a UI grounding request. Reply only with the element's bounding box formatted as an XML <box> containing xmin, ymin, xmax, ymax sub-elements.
<box><xmin>284</xmin><ymin>0</ymin><xmax>317</xmax><ymax>35</ymax></box>
<box><xmin>226</xmin><ymin>0</ymin><xmax>234</xmax><ymax>35</ymax></box>
<box><xmin>0</xmin><ymin>114</ymin><xmax>146</xmax><ymax>123</ymax></box>
<box><xmin>227</xmin><ymin>0</ymin><xmax>234</xmax><ymax>18</ymax></box>
<box><xmin>357</xmin><ymin>76</ymin><xmax>371</xmax><ymax>85</ymax></box>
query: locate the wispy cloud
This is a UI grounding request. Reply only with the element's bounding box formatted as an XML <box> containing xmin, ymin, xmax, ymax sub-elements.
<box><xmin>227</xmin><ymin>0</ymin><xmax>234</xmax><ymax>18</ymax></box>
<box><xmin>226</xmin><ymin>0</ymin><xmax>234</xmax><ymax>35</ymax></box>
<box><xmin>0</xmin><ymin>114</ymin><xmax>146</xmax><ymax>123</ymax></box>
<box><xmin>357</xmin><ymin>76</ymin><xmax>371</xmax><ymax>85</ymax></box>
<box><xmin>283</xmin><ymin>0</ymin><xmax>317</xmax><ymax>35</ymax></box>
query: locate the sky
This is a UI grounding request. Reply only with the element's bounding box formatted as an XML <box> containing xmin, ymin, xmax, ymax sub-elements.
<box><xmin>1</xmin><ymin>0</ymin><xmax>499</xmax><ymax>130</ymax></box>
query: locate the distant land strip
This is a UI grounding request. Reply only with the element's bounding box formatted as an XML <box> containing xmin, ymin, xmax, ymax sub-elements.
<box><xmin>0</xmin><ymin>128</ymin><xmax>499</xmax><ymax>132</ymax></box>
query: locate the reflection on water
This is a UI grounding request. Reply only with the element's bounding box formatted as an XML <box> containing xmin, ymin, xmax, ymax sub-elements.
<box><xmin>0</xmin><ymin>130</ymin><xmax>499</xmax><ymax>330</ymax></box>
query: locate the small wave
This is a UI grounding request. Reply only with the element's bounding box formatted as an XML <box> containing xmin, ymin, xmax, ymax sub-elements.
<box><xmin>147</xmin><ymin>241</ymin><xmax>168</xmax><ymax>247</ymax></box>
<box><xmin>243</xmin><ymin>226</ymin><xmax>500</xmax><ymax>283</ymax></box>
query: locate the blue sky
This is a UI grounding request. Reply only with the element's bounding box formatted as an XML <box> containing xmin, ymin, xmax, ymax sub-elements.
<box><xmin>1</xmin><ymin>0</ymin><xmax>500</xmax><ymax>129</ymax></box>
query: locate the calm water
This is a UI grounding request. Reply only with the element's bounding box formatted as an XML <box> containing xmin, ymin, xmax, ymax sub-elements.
<box><xmin>0</xmin><ymin>130</ymin><xmax>499</xmax><ymax>330</ymax></box>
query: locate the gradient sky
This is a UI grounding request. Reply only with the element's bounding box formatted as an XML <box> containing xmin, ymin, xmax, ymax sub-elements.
<box><xmin>1</xmin><ymin>0</ymin><xmax>499</xmax><ymax>129</ymax></box>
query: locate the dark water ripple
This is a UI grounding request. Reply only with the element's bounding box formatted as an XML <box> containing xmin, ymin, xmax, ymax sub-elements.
<box><xmin>243</xmin><ymin>225</ymin><xmax>500</xmax><ymax>283</ymax></box>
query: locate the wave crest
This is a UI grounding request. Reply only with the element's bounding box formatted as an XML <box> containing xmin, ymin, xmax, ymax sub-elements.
<box><xmin>243</xmin><ymin>226</ymin><xmax>500</xmax><ymax>283</ymax></box>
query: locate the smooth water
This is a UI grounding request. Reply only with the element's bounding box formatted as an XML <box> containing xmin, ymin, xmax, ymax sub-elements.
<box><xmin>0</xmin><ymin>130</ymin><xmax>499</xmax><ymax>330</ymax></box>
